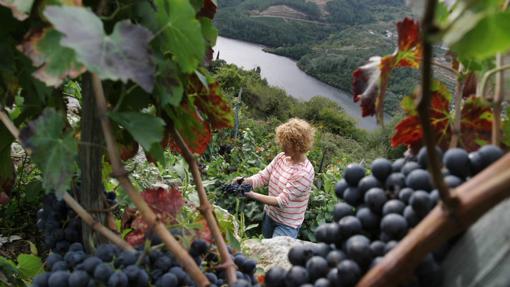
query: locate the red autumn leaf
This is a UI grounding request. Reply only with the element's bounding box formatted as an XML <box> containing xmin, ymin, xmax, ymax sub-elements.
<box><xmin>190</xmin><ymin>72</ymin><xmax>234</xmax><ymax>130</ymax></box>
<box><xmin>125</xmin><ymin>230</ymin><xmax>146</xmax><ymax>246</ymax></box>
<box><xmin>142</xmin><ymin>186</ymin><xmax>185</xmax><ymax>222</ymax></box>
<box><xmin>352</xmin><ymin>17</ymin><xmax>422</xmax><ymax>124</ymax></box>
<box><xmin>459</xmin><ymin>96</ymin><xmax>492</xmax><ymax>151</ymax></box>
<box><xmin>391</xmin><ymin>81</ymin><xmax>451</xmax><ymax>150</ymax></box>
<box><xmin>462</xmin><ymin>73</ymin><xmax>477</xmax><ymax>98</ymax></box>
<box><xmin>195</xmin><ymin>218</ymin><xmax>214</xmax><ymax>244</ymax></box>
<box><xmin>167</xmin><ymin>101</ymin><xmax>212</xmax><ymax>155</ymax></box>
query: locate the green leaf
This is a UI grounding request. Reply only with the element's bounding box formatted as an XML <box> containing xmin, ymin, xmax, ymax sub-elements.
<box><xmin>18</xmin><ymin>28</ymin><xmax>85</xmax><ymax>87</ymax></box>
<box><xmin>155</xmin><ymin>60</ymin><xmax>184</xmax><ymax>107</ymax></box>
<box><xmin>109</xmin><ymin>112</ymin><xmax>165</xmax><ymax>153</ymax></box>
<box><xmin>144</xmin><ymin>0</ymin><xmax>205</xmax><ymax>73</ymax></box>
<box><xmin>451</xmin><ymin>12</ymin><xmax>510</xmax><ymax>60</ymax></box>
<box><xmin>19</xmin><ymin>108</ymin><xmax>78</xmax><ymax>198</ymax></box>
<box><xmin>17</xmin><ymin>254</ymin><xmax>43</xmax><ymax>278</ymax></box>
<box><xmin>0</xmin><ymin>0</ymin><xmax>34</xmax><ymax>20</ymax></box>
<box><xmin>200</xmin><ymin>18</ymin><xmax>217</xmax><ymax>46</ymax></box>
<box><xmin>44</xmin><ymin>6</ymin><xmax>155</xmax><ymax>92</ymax></box>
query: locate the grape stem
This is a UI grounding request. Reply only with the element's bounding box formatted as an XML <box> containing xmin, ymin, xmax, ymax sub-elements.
<box><xmin>0</xmin><ymin>106</ymin><xmax>134</xmax><ymax>251</ymax></box>
<box><xmin>169</xmin><ymin>125</ymin><xmax>238</xmax><ymax>286</ymax></box>
<box><xmin>415</xmin><ymin>0</ymin><xmax>458</xmax><ymax>211</ymax></box>
<box><xmin>90</xmin><ymin>75</ymin><xmax>210</xmax><ymax>287</ymax></box>
<box><xmin>449</xmin><ymin>66</ymin><xmax>464</xmax><ymax>148</ymax></box>
<box><xmin>357</xmin><ymin>152</ymin><xmax>510</xmax><ymax>287</ymax></box>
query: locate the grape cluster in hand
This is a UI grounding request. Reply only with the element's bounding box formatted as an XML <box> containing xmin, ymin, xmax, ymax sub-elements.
<box><xmin>222</xmin><ymin>183</ymin><xmax>253</xmax><ymax>197</ymax></box>
<box><xmin>264</xmin><ymin>145</ymin><xmax>504</xmax><ymax>287</ymax></box>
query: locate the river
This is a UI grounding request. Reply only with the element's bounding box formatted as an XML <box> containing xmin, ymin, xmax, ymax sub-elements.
<box><xmin>213</xmin><ymin>36</ymin><xmax>379</xmax><ymax>131</ymax></box>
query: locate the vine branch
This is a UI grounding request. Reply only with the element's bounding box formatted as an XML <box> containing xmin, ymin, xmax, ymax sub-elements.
<box><xmin>492</xmin><ymin>54</ymin><xmax>505</xmax><ymax>145</ymax></box>
<box><xmin>169</xmin><ymin>125</ymin><xmax>237</xmax><ymax>286</ymax></box>
<box><xmin>90</xmin><ymin>75</ymin><xmax>209</xmax><ymax>287</ymax></box>
<box><xmin>449</xmin><ymin>66</ymin><xmax>464</xmax><ymax>148</ymax></box>
<box><xmin>417</xmin><ymin>0</ymin><xmax>458</xmax><ymax>210</ymax></box>
<box><xmin>0</xmin><ymin>107</ymin><xmax>133</xmax><ymax>251</ymax></box>
<box><xmin>476</xmin><ymin>64</ymin><xmax>510</xmax><ymax>98</ymax></box>
<box><xmin>357</xmin><ymin>153</ymin><xmax>510</xmax><ymax>286</ymax></box>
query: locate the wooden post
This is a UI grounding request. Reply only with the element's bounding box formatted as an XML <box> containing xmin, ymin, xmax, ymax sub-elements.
<box><xmin>233</xmin><ymin>87</ymin><xmax>243</xmax><ymax>139</ymax></box>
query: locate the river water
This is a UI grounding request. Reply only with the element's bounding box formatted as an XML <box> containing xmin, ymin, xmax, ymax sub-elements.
<box><xmin>213</xmin><ymin>36</ymin><xmax>378</xmax><ymax>131</ymax></box>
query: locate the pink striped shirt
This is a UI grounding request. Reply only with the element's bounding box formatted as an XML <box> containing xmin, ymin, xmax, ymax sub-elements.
<box><xmin>247</xmin><ymin>152</ymin><xmax>314</xmax><ymax>228</ymax></box>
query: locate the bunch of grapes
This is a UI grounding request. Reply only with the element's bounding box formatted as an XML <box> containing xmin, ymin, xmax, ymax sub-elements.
<box><xmin>34</xmin><ymin>195</ymin><xmax>261</xmax><ymax>287</ymax></box>
<box><xmin>36</xmin><ymin>194</ymin><xmax>82</xmax><ymax>255</ymax></box>
<box><xmin>264</xmin><ymin>145</ymin><xmax>504</xmax><ymax>287</ymax></box>
<box><xmin>221</xmin><ymin>183</ymin><xmax>252</xmax><ymax>197</ymax></box>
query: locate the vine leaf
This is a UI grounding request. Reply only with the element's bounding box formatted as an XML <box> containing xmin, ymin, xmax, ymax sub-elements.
<box><xmin>19</xmin><ymin>108</ymin><xmax>78</xmax><ymax>198</ymax></box>
<box><xmin>0</xmin><ymin>0</ymin><xmax>34</xmax><ymax>20</ymax></box>
<box><xmin>44</xmin><ymin>6</ymin><xmax>155</xmax><ymax>92</ymax></box>
<box><xmin>167</xmin><ymin>102</ymin><xmax>212</xmax><ymax>155</ymax></box>
<box><xmin>391</xmin><ymin>81</ymin><xmax>492</xmax><ymax>152</ymax></box>
<box><xmin>451</xmin><ymin>12</ymin><xmax>510</xmax><ymax>60</ymax></box>
<box><xmin>352</xmin><ymin>17</ymin><xmax>422</xmax><ymax>124</ymax></box>
<box><xmin>150</xmin><ymin>0</ymin><xmax>205</xmax><ymax>73</ymax></box>
<box><xmin>125</xmin><ymin>186</ymin><xmax>184</xmax><ymax>246</ymax></box>
<box><xmin>109</xmin><ymin>112</ymin><xmax>165</xmax><ymax>155</ymax></box>
<box><xmin>17</xmin><ymin>28</ymin><xmax>85</xmax><ymax>87</ymax></box>
<box><xmin>190</xmin><ymin>71</ymin><xmax>234</xmax><ymax>129</ymax></box>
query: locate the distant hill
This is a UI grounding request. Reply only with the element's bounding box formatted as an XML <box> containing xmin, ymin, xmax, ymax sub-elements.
<box><xmin>215</xmin><ymin>0</ymin><xmax>420</xmax><ymax>116</ymax></box>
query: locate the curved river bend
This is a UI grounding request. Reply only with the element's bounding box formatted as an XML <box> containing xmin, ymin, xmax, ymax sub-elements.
<box><xmin>213</xmin><ymin>37</ymin><xmax>378</xmax><ymax>131</ymax></box>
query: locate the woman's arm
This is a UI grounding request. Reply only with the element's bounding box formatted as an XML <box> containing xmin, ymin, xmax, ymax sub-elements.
<box><xmin>245</xmin><ymin>153</ymin><xmax>283</xmax><ymax>189</ymax></box>
<box><xmin>244</xmin><ymin>191</ymin><xmax>279</xmax><ymax>207</ymax></box>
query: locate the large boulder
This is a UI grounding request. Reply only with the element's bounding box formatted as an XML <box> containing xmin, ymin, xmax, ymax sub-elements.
<box><xmin>242</xmin><ymin>236</ymin><xmax>317</xmax><ymax>272</ymax></box>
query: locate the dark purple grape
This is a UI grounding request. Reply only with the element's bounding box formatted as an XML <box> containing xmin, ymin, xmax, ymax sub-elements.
<box><xmin>46</xmin><ymin>253</ymin><xmax>64</xmax><ymax>271</ymax></box>
<box><xmin>444</xmin><ymin>175</ymin><xmax>463</xmax><ymax>188</ymax></box>
<box><xmin>288</xmin><ymin>245</ymin><xmax>314</xmax><ymax>266</ymax></box>
<box><xmin>369</xmin><ymin>241</ymin><xmax>386</xmax><ymax>257</ymax></box>
<box><xmin>190</xmin><ymin>239</ymin><xmax>209</xmax><ymax>256</ymax></box>
<box><xmin>336</xmin><ymin>260</ymin><xmax>361</xmax><ymax>287</ymax></box>
<box><xmin>369</xmin><ymin>257</ymin><xmax>384</xmax><ymax>269</ymax></box>
<box><xmin>335</xmin><ymin>180</ymin><xmax>348</xmax><ymax>199</ymax></box>
<box><xmin>332</xmin><ymin>202</ymin><xmax>354</xmax><ymax>222</ymax></box>
<box><xmin>108</xmin><ymin>271</ymin><xmax>128</xmax><ymax>287</ymax></box>
<box><xmin>468</xmin><ymin>151</ymin><xmax>484</xmax><ymax>175</ymax></box>
<box><xmin>48</xmin><ymin>271</ymin><xmax>70</xmax><ymax>287</ymax></box>
<box><xmin>93</xmin><ymin>263</ymin><xmax>113</xmax><ymax>283</ymax></box>
<box><xmin>380</xmin><ymin>214</ymin><xmax>408</xmax><ymax>239</ymax></box>
<box><xmin>314</xmin><ymin>225</ymin><xmax>330</xmax><ymax>244</ymax></box>
<box><xmin>343</xmin><ymin>164</ymin><xmax>365</xmax><ymax>187</ymax></box>
<box><xmin>314</xmin><ymin>278</ymin><xmax>330</xmax><ymax>287</ymax></box>
<box><xmin>417</xmin><ymin>146</ymin><xmax>443</xmax><ymax>169</ymax></box>
<box><xmin>384</xmin><ymin>241</ymin><xmax>398</xmax><ymax>254</ymax></box>
<box><xmin>479</xmin><ymin>145</ymin><xmax>503</xmax><ymax>168</ymax></box>
<box><xmin>429</xmin><ymin>189</ymin><xmax>439</xmax><ymax>206</ymax></box>
<box><xmin>345</xmin><ymin>235</ymin><xmax>372</xmax><ymax>267</ymax></box>
<box><xmin>405</xmin><ymin>170</ymin><xmax>433</xmax><ymax>191</ymax></box>
<box><xmin>371</xmin><ymin>158</ymin><xmax>393</xmax><ymax>181</ymax></box>
<box><xmin>33</xmin><ymin>272</ymin><xmax>51</xmax><ymax>287</ymax></box>
<box><xmin>285</xmin><ymin>266</ymin><xmax>309</xmax><ymax>286</ymax></box>
<box><xmin>306</xmin><ymin>256</ymin><xmax>329</xmax><ymax>282</ymax></box>
<box><xmin>312</xmin><ymin>243</ymin><xmax>331</xmax><ymax>258</ymax></box>
<box><xmin>241</xmin><ymin>259</ymin><xmax>257</xmax><ymax>274</ymax></box>
<box><xmin>358</xmin><ymin>175</ymin><xmax>382</xmax><ymax>195</ymax></box>
<box><xmin>364</xmin><ymin>188</ymin><xmax>387</xmax><ymax>214</ymax></box>
<box><xmin>68</xmin><ymin>270</ymin><xmax>89</xmax><ymax>287</ymax></box>
<box><xmin>51</xmin><ymin>261</ymin><xmax>69</xmax><ymax>272</ymax></box>
<box><xmin>404</xmin><ymin>206</ymin><xmax>419</xmax><ymax>227</ymax></box>
<box><xmin>416</xmin><ymin>254</ymin><xmax>442</xmax><ymax>286</ymax></box>
<box><xmin>265</xmin><ymin>266</ymin><xmax>286</xmax><ymax>287</ymax></box>
<box><xmin>338</xmin><ymin>216</ymin><xmax>362</xmax><ymax>240</ymax></box>
<box><xmin>401</xmin><ymin>162</ymin><xmax>420</xmax><ymax>177</ymax></box>
<box><xmin>356</xmin><ymin>207</ymin><xmax>380</xmax><ymax>231</ymax></box>
<box><xmin>410</xmin><ymin>190</ymin><xmax>432</xmax><ymax>217</ymax></box>
<box><xmin>95</xmin><ymin>244</ymin><xmax>116</xmax><ymax>262</ymax></box>
<box><xmin>392</xmin><ymin>158</ymin><xmax>406</xmax><ymax>172</ymax></box>
<box><xmin>443</xmin><ymin>148</ymin><xmax>470</xmax><ymax>178</ymax></box>
<box><xmin>156</xmin><ymin>273</ymin><xmax>178</xmax><ymax>287</ymax></box>
<box><xmin>385</xmin><ymin>173</ymin><xmax>406</xmax><ymax>192</ymax></box>
<box><xmin>114</xmin><ymin>251</ymin><xmax>137</xmax><ymax>268</ymax></box>
<box><xmin>398</xmin><ymin>188</ymin><xmax>414</xmax><ymax>204</ymax></box>
<box><xmin>342</xmin><ymin>187</ymin><xmax>362</xmax><ymax>206</ymax></box>
<box><xmin>382</xmin><ymin>200</ymin><xmax>406</xmax><ymax>215</ymax></box>
<box><xmin>326</xmin><ymin>250</ymin><xmax>346</xmax><ymax>268</ymax></box>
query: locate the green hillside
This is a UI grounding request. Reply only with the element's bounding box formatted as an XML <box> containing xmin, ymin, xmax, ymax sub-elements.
<box><xmin>215</xmin><ymin>0</ymin><xmax>419</xmax><ymax>115</ymax></box>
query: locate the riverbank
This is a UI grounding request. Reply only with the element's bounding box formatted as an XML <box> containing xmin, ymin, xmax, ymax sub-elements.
<box><xmin>213</xmin><ymin>36</ymin><xmax>381</xmax><ymax>131</ymax></box>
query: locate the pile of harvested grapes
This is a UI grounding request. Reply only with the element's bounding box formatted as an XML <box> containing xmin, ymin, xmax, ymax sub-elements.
<box><xmin>264</xmin><ymin>145</ymin><xmax>504</xmax><ymax>287</ymax></box>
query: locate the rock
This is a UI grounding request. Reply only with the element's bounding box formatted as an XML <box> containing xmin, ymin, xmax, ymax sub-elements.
<box><xmin>242</xmin><ymin>236</ymin><xmax>318</xmax><ymax>272</ymax></box>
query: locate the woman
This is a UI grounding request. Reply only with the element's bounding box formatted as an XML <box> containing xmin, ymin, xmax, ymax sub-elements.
<box><xmin>236</xmin><ymin>118</ymin><xmax>315</xmax><ymax>238</ymax></box>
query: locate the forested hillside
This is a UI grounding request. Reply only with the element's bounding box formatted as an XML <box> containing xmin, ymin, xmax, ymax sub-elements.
<box><xmin>214</xmin><ymin>0</ymin><xmax>419</xmax><ymax>115</ymax></box>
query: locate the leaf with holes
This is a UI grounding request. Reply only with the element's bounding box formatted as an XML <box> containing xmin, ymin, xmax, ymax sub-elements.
<box><xmin>391</xmin><ymin>81</ymin><xmax>452</xmax><ymax>151</ymax></box>
<box><xmin>44</xmin><ymin>6</ymin><xmax>155</xmax><ymax>92</ymax></box>
<box><xmin>167</xmin><ymin>102</ymin><xmax>212</xmax><ymax>155</ymax></box>
<box><xmin>18</xmin><ymin>28</ymin><xmax>85</xmax><ymax>87</ymax></box>
<box><xmin>19</xmin><ymin>108</ymin><xmax>78</xmax><ymax>198</ymax></box>
<box><xmin>0</xmin><ymin>0</ymin><xmax>34</xmax><ymax>20</ymax></box>
<box><xmin>352</xmin><ymin>18</ymin><xmax>421</xmax><ymax>124</ymax></box>
<box><xmin>190</xmin><ymin>71</ymin><xmax>233</xmax><ymax>129</ymax></box>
